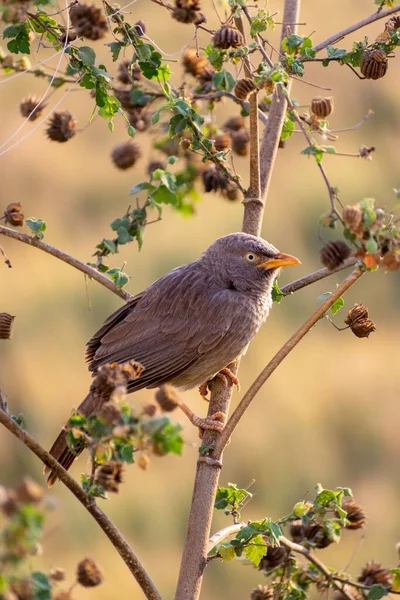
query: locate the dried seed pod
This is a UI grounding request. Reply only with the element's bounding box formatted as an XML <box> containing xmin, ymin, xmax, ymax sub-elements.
<box><xmin>202</xmin><ymin>165</ymin><xmax>228</xmax><ymax>193</ymax></box>
<box><xmin>182</xmin><ymin>47</ymin><xmax>210</xmax><ymax>77</ymax></box>
<box><xmin>0</xmin><ymin>313</ymin><xmax>15</xmax><ymax>340</ymax></box>
<box><xmin>358</xmin><ymin>561</ymin><xmax>393</xmax><ymax>588</ymax></box>
<box><xmin>341</xmin><ymin>496</ymin><xmax>367</xmax><ymax>530</ymax></box>
<box><xmin>234</xmin><ymin>77</ymin><xmax>257</xmax><ymax>100</ymax></box>
<box><xmin>172</xmin><ymin>0</ymin><xmax>202</xmax><ymax>24</ymax></box>
<box><xmin>155</xmin><ymin>385</ymin><xmax>180</xmax><ymax>412</ymax></box>
<box><xmin>348</xmin><ymin>318</ymin><xmax>376</xmax><ymax>338</ymax></box>
<box><xmin>375</xmin><ymin>30</ymin><xmax>391</xmax><ymax>43</ymax></box>
<box><xmin>382</xmin><ymin>246</ymin><xmax>400</xmax><ymax>270</ymax></box>
<box><xmin>360</xmin><ymin>49</ymin><xmax>388</xmax><ymax>80</ymax></box>
<box><xmin>223</xmin><ymin>115</ymin><xmax>245</xmax><ymax>132</ymax></box>
<box><xmin>128</xmin><ymin>109</ymin><xmax>151</xmax><ymax>132</ymax></box>
<box><xmin>259</xmin><ymin>545</ymin><xmax>289</xmax><ymax>571</ymax></box>
<box><xmin>214</xmin><ymin>132</ymin><xmax>231</xmax><ymax>152</ymax></box>
<box><xmin>343</xmin><ymin>204</ymin><xmax>363</xmax><ymax>234</ymax></box>
<box><xmin>10</xmin><ymin>578</ymin><xmax>32</xmax><ymax>600</ymax></box>
<box><xmin>111</xmin><ymin>141</ymin><xmax>141</xmax><ymax>170</ymax></box>
<box><xmin>95</xmin><ymin>463</ymin><xmax>124</xmax><ymax>493</ymax></box>
<box><xmin>77</xmin><ymin>558</ymin><xmax>104</xmax><ymax>587</ymax></box>
<box><xmin>359</xmin><ymin>145</ymin><xmax>375</xmax><ymax>160</ymax></box>
<box><xmin>46</xmin><ymin>111</ymin><xmax>76</xmax><ymax>143</ymax></box>
<box><xmin>213</xmin><ymin>25</ymin><xmax>244</xmax><ymax>49</ymax></box>
<box><xmin>49</xmin><ymin>568</ymin><xmax>66</xmax><ymax>582</ymax></box>
<box><xmin>344</xmin><ymin>303</ymin><xmax>369</xmax><ymax>325</ymax></box>
<box><xmin>290</xmin><ymin>519</ymin><xmax>305</xmax><ymax>544</ymax></box>
<box><xmin>320</xmin><ymin>240</ymin><xmax>352</xmax><ymax>270</ymax></box>
<box><xmin>60</xmin><ymin>28</ymin><xmax>77</xmax><ymax>45</ymax></box>
<box><xmin>303</xmin><ymin>521</ymin><xmax>333</xmax><ymax>549</ymax></box>
<box><xmin>147</xmin><ymin>160</ymin><xmax>165</xmax><ymax>176</ymax></box>
<box><xmin>231</xmin><ymin>128</ymin><xmax>250</xmax><ymax>156</ymax></box>
<box><xmin>14</xmin><ymin>477</ymin><xmax>44</xmax><ymax>504</ymax></box>
<box><xmin>2</xmin><ymin>202</ymin><xmax>24</xmax><ymax>227</ymax></box>
<box><xmin>70</xmin><ymin>3</ymin><xmax>108</xmax><ymax>40</ymax></box>
<box><xmin>20</xmin><ymin>96</ymin><xmax>47</xmax><ymax>121</ymax></box>
<box><xmin>96</xmin><ymin>402</ymin><xmax>123</xmax><ymax>425</ymax></box>
<box><xmin>225</xmin><ymin>183</ymin><xmax>239</xmax><ymax>201</ymax></box>
<box><xmin>117</xmin><ymin>60</ymin><xmax>141</xmax><ymax>85</ymax></box>
<box><xmin>142</xmin><ymin>402</ymin><xmax>158</xmax><ymax>417</ymax></box>
<box><xmin>137</xmin><ymin>455</ymin><xmax>150</xmax><ymax>470</ymax></box>
<box><xmin>250</xmin><ymin>585</ymin><xmax>274</xmax><ymax>600</ymax></box>
<box><xmin>0</xmin><ymin>490</ymin><xmax>19</xmax><ymax>517</ymax></box>
<box><xmin>345</xmin><ymin>303</ymin><xmax>376</xmax><ymax>338</ymax></box>
<box><xmin>311</xmin><ymin>96</ymin><xmax>334</xmax><ymax>119</ymax></box>
<box><xmin>385</xmin><ymin>15</ymin><xmax>400</xmax><ymax>31</ymax></box>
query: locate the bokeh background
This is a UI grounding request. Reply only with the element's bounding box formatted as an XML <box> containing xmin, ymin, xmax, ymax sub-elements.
<box><xmin>1</xmin><ymin>0</ymin><xmax>400</xmax><ymax>598</ymax></box>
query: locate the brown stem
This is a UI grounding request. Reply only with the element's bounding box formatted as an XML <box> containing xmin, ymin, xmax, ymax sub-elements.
<box><xmin>0</xmin><ymin>407</ymin><xmax>162</xmax><ymax>600</ymax></box>
<box><xmin>214</xmin><ymin>267</ymin><xmax>363</xmax><ymax>454</ymax></box>
<box><xmin>280</xmin><ymin>257</ymin><xmax>358</xmax><ymax>295</ymax></box>
<box><xmin>0</xmin><ymin>224</ymin><xmax>133</xmax><ymax>302</ymax></box>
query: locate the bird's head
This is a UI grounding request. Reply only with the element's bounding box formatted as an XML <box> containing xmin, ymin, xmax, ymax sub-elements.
<box><xmin>201</xmin><ymin>232</ymin><xmax>301</xmax><ymax>294</ymax></box>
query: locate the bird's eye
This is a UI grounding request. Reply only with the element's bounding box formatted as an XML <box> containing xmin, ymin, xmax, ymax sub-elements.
<box><xmin>245</xmin><ymin>252</ymin><xmax>257</xmax><ymax>263</ymax></box>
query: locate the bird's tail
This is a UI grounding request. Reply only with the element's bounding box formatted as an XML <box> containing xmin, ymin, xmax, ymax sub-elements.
<box><xmin>45</xmin><ymin>391</ymin><xmax>101</xmax><ymax>487</ymax></box>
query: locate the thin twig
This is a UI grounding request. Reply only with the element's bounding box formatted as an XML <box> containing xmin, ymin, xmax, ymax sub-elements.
<box><xmin>0</xmin><ymin>224</ymin><xmax>133</xmax><ymax>302</ymax></box>
<box><xmin>214</xmin><ymin>267</ymin><xmax>364</xmax><ymax>454</ymax></box>
<box><xmin>0</xmin><ymin>406</ymin><xmax>162</xmax><ymax>600</ymax></box>
<box><xmin>280</xmin><ymin>257</ymin><xmax>358</xmax><ymax>295</ymax></box>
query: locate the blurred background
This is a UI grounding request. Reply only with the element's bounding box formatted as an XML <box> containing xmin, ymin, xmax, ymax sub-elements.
<box><xmin>1</xmin><ymin>0</ymin><xmax>400</xmax><ymax>597</ymax></box>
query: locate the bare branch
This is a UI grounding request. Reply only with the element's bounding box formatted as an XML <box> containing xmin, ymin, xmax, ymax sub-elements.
<box><xmin>0</xmin><ymin>224</ymin><xmax>133</xmax><ymax>302</ymax></box>
<box><xmin>0</xmin><ymin>406</ymin><xmax>162</xmax><ymax>600</ymax></box>
<box><xmin>208</xmin><ymin>523</ymin><xmax>244</xmax><ymax>553</ymax></box>
<box><xmin>214</xmin><ymin>267</ymin><xmax>364</xmax><ymax>454</ymax></box>
<box><xmin>281</xmin><ymin>257</ymin><xmax>358</xmax><ymax>295</ymax></box>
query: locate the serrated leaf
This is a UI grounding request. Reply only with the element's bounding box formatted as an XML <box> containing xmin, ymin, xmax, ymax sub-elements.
<box><xmin>219</xmin><ymin>544</ymin><xmax>236</xmax><ymax>561</ymax></box>
<box><xmin>243</xmin><ymin>535</ymin><xmax>267</xmax><ymax>567</ymax></box>
<box><xmin>331</xmin><ymin>296</ymin><xmax>344</xmax><ymax>315</ymax></box>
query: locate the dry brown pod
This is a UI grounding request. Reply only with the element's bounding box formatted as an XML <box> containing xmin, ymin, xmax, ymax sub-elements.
<box><xmin>111</xmin><ymin>141</ymin><xmax>141</xmax><ymax>170</ymax></box>
<box><xmin>234</xmin><ymin>78</ymin><xmax>257</xmax><ymax>101</ymax></box>
<box><xmin>214</xmin><ymin>132</ymin><xmax>231</xmax><ymax>152</ymax></box>
<box><xmin>342</xmin><ymin>204</ymin><xmax>363</xmax><ymax>235</ymax></box>
<box><xmin>340</xmin><ymin>496</ymin><xmax>367</xmax><ymax>530</ymax></box>
<box><xmin>213</xmin><ymin>25</ymin><xmax>244</xmax><ymax>49</ymax></box>
<box><xmin>95</xmin><ymin>463</ymin><xmax>124</xmax><ymax>493</ymax></box>
<box><xmin>250</xmin><ymin>585</ymin><xmax>274</xmax><ymax>600</ymax></box>
<box><xmin>202</xmin><ymin>165</ymin><xmax>228</xmax><ymax>193</ymax></box>
<box><xmin>231</xmin><ymin>128</ymin><xmax>250</xmax><ymax>156</ymax></box>
<box><xmin>2</xmin><ymin>202</ymin><xmax>24</xmax><ymax>227</ymax></box>
<box><xmin>77</xmin><ymin>558</ymin><xmax>104</xmax><ymax>587</ymax></box>
<box><xmin>70</xmin><ymin>3</ymin><xmax>108</xmax><ymax>40</ymax></box>
<box><xmin>46</xmin><ymin>111</ymin><xmax>76</xmax><ymax>143</ymax></box>
<box><xmin>172</xmin><ymin>0</ymin><xmax>202</xmax><ymax>24</ymax></box>
<box><xmin>320</xmin><ymin>240</ymin><xmax>351</xmax><ymax>270</ymax></box>
<box><xmin>117</xmin><ymin>60</ymin><xmax>141</xmax><ymax>85</ymax></box>
<box><xmin>223</xmin><ymin>115</ymin><xmax>245</xmax><ymax>132</ymax></box>
<box><xmin>382</xmin><ymin>246</ymin><xmax>400</xmax><ymax>270</ymax></box>
<box><xmin>345</xmin><ymin>303</ymin><xmax>376</xmax><ymax>339</ymax></box>
<box><xmin>311</xmin><ymin>96</ymin><xmax>334</xmax><ymax>118</ymax></box>
<box><xmin>182</xmin><ymin>47</ymin><xmax>210</xmax><ymax>77</ymax></box>
<box><xmin>358</xmin><ymin>560</ymin><xmax>393</xmax><ymax>588</ymax></box>
<box><xmin>0</xmin><ymin>313</ymin><xmax>15</xmax><ymax>340</ymax></box>
<box><xmin>155</xmin><ymin>385</ymin><xmax>180</xmax><ymax>412</ymax></box>
<box><xmin>360</xmin><ymin>49</ymin><xmax>388</xmax><ymax>80</ymax></box>
<box><xmin>20</xmin><ymin>96</ymin><xmax>47</xmax><ymax>121</ymax></box>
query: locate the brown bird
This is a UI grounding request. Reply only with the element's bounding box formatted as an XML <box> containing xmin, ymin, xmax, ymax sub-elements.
<box><xmin>46</xmin><ymin>233</ymin><xmax>300</xmax><ymax>484</ymax></box>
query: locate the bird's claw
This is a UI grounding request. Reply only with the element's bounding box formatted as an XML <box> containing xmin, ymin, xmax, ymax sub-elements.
<box><xmin>196</xmin><ymin>411</ymin><xmax>226</xmax><ymax>439</ymax></box>
<box><xmin>216</xmin><ymin>367</ymin><xmax>240</xmax><ymax>392</ymax></box>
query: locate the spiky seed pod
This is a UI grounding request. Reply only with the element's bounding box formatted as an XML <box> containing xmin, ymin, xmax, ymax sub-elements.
<box><xmin>133</xmin><ymin>19</ymin><xmax>146</xmax><ymax>35</ymax></box>
<box><xmin>46</xmin><ymin>111</ymin><xmax>76</xmax><ymax>143</ymax></box>
<box><xmin>382</xmin><ymin>246</ymin><xmax>400</xmax><ymax>270</ymax></box>
<box><xmin>223</xmin><ymin>115</ymin><xmax>245</xmax><ymax>132</ymax></box>
<box><xmin>138</xmin><ymin>455</ymin><xmax>150</xmax><ymax>470</ymax></box>
<box><xmin>96</xmin><ymin>402</ymin><xmax>123</xmax><ymax>425</ymax></box>
<box><xmin>234</xmin><ymin>77</ymin><xmax>257</xmax><ymax>100</ymax></box>
<box><xmin>304</xmin><ymin>521</ymin><xmax>333</xmax><ymax>549</ymax></box>
<box><xmin>117</xmin><ymin>60</ymin><xmax>141</xmax><ymax>85</ymax></box>
<box><xmin>360</xmin><ymin>49</ymin><xmax>388</xmax><ymax>80</ymax></box>
<box><xmin>358</xmin><ymin>561</ymin><xmax>393</xmax><ymax>588</ymax></box>
<box><xmin>49</xmin><ymin>568</ymin><xmax>66</xmax><ymax>582</ymax></box>
<box><xmin>345</xmin><ymin>303</ymin><xmax>369</xmax><ymax>325</ymax></box>
<box><xmin>182</xmin><ymin>47</ymin><xmax>210</xmax><ymax>78</ymax></box>
<box><xmin>385</xmin><ymin>15</ymin><xmax>400</xmax><ymax>31</ymax></box>
<box><xmin>214</xmin><ymin>132</ymin><xmax>231</xmax><ymax>152</ymax></box>
<box><xmin>2</xmin><ymin>202</ymin><xmax>24</xmax><ymax>227</ymax></box>
<box><xmin>111</xmin><ymin>141</ymin><xmax>141</xmax><ymax>170</ymax></box>
<box><xmin>155</xmin><ymin>385</ymin><xmax>180</xmax><ymax>412</ymax></box>
<box><xmin>95</xmin><ymin>463</ymin><xmax>124</xmax><ymax>493</ymax></box>
<box><xmin>20</xmin><ymin>96</ymin><xmax>47</xmax><ymax>121</ymax></box>
<box><xmin>202</xmin><ymin>165</ymin><xmax>228</xmax><ymax>193</ymax></box>
<box><xmin>259</xmin><ymin>545</ymin><xmax>289</xmax><ymax>571</ymax></box>
<box><xmin>0</xmin><ymin>313</ymin><xmax>15</xmax><ymax>340</ymax></box>
<box><xmin>14</xmin><ymin>477</ymin><xmax>43</xmax><ymax>504</ymax></box>
<box><xmin>231</xmin><ymin>128</ymin><xmax>250</xmax><ymax>156</ymax></box>
<box><xmin>172</xmin><ymin>0</ymin><xmax>202</xmax><ymax>24</ymax></box>
<box><xmin>213</xmin><ymin>25</ymin><xmax>244</xmax><ymax>49</ymax></box>
<box><xmin>142</xmin><ymin>402</ymin><xmax>158</xmax><ymax>417</ymax></box>
<box><xmin>290</xmin><ymin>519</ymin><xmax>305</xmax><ymax>544</ymax></box>
<box><xmin>320</xmin><ymin>240</ymin><xmax>352</xmax><ymax>270</ymax></box>
<box><xmin>345</xmin><ymin>303</ymin><xmax>376</xmax><ymax>338</ymax></box>
<box><xmin>311</xmin><ymin>96</ymin><xmax>334</xmax><ymax>118</ymax></box>
<box><xmin>70</xmin><ymin>4</ymin><xmax>108</xmax><ymax>40</ymax></box>
<box><xmin>147</xmin><ymin>160</ymin><xmax>165</xmax><ymax>176</ymax></box>
<box><xmin>77</xmin><ymin>558</ymin><xmax>104</xmax><ymax>587</ymax></box>
<box><xmin>250</xmin><ymin>585</ymin><xmax>274</xmax><ymax>600</ymax></box>
<box><xmin>342</xmin><ymin>204</ymin><xmax>363</xmax><ymax>234</ymax></box>
<box><xmin>128</xmin><ymin>110</ymin><xmax>151</xmax><ymax>132</ymax></box>
<box><xmin>341</xmin><ymin>497</ymin><xmax>367</xmax><ymax>530</ymax></box>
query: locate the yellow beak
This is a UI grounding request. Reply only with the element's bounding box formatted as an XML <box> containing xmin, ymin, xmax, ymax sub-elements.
<box><xmin>257</xmin><ymin>252</ymin><xmax>301</xmax><ymax>270</ymax></box>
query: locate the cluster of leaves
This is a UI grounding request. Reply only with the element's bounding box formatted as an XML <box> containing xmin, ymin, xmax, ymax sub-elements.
<box><xmin>0</xmin><ymin>477</ymin><xmax>102</xmax><ymax>599</ymax></box>
<box><xmin>211</xmin><ymin>483</ymin><xmax>400</xmax><ymax>600</ymax></box>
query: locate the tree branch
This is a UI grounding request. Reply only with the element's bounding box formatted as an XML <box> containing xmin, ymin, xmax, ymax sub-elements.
<box><xmin>311</xmin><ymin>4</ymin><xmax>400</xmax><ymax>55</ymax></box>
<box><xmin>280</xmin><ymin>257</ymin><xmax>358</xmax><ymax>295</ymax></box>
<box><xmin>0</xmin><ymin>406</ymin><xmax>162</xmax><ymax>600</ymax></box>
<box><xmin>214</xmin><ymin>266</ymin><xmax>364</xmax><ymax>454</ymax></box>
<box><xmin>0</xmin><ymin>224</ymin><xmax>133</xmax><ymax>302</ymax></box>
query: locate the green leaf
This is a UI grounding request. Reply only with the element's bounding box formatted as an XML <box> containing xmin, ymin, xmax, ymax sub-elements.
<box><xmin>366</xmin><ymin>238</ymin><xmax>378</xmax><ymax>254</ymax></box>
<box><xmin>77</xmin><ymin>46</ymin><xmax>96</xmax><ymax>66</ymax></box>
<box><xmin>32</xmin><ymin>572</ymin><xmax>51</xmax><ymax>600</ymax></box>
<box><xmin>219</xmin><ymin>544</ymin><xmax>236</xmax><ymax>561</ymax></box>
<box><xmin>212</xmin><ymin>69</ymin><xmax>235</xmax><ymax>92</ymax></box>
<box><xmin>215</xmin><ymin>483</ymin><xmax>252</xmax><ymax>511</ymax></box>
<box><xmin>127</xmin><ymin>125</ymin><xmax>136</xmax><ymax>138</ymax></box>
<box><xmin>107</xmin><ymin>267</ymin><xmax>129</xmax><ymax>288</ymax></box>
<box><xmin>107</xmin><ymin>41</ymin><xmax>124</xmax><ymax>61</ymax></box>
<box><xmin>368</xmin><ymin>585</ymin><xmax>389</xmax><ymax>599</ymax></box>
<box><xmin>129</xmin><ymin>181</ymin><xmax>156</xmax><ymax>196</ymax></box>
<box><xmin>390</xmin><ymin>569</ymin><xmax>400</xmax><ymax>592</ymax></box>
<box><xmin>152</xmin><ymin>185</ymin><xmax>177</xmax><ymax>205</ymax></box>
<box><xmin>119</xmin><ymin>443</ymin><xmax>134</xmax><ymax>463</ymax></box>
<box><xmin>326</xmin><ymin>46</ymin><xmax>347</xmax><ymax>59</ymax></box>
<box><xmin>205</xmin><ymin>43</ymin><xmax>225</xmax><ymax>71</ymax></box>
<box><xmin>281</xmin><ymin>118</ymin><xmax>295</xmax><ymax>141</ymax></box>
<box><xmin>272</xmin><ymin>279</ymin><xmax>284</xmax><ymax>303</ymax></box>
<box><xmin>315</xmin><ymin>488</ymin><xmax>336</xmax><ymax>506</ymax></box>
<box><xmin>331</xmin><ymin>296</ymin><xmax>344</xmax><ymax>315</ymax></box>
<box><xmin>243</xmin><ymin>534</ymin><xmax>267</xmax><ymax>567</ymax></box>
<box><xmin>26</xmin><ymin>217</ymin><xmax>46</xmax><ymax>239</ymax></box>
<box><xmin>293</xmin><ymin>501</ymin><xmax>312</xmax><ymax>518</ymax></box>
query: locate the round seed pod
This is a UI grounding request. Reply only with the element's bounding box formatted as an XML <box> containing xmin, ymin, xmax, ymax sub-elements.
<box><xmin>111</xmin><ymin>141</ymin><xmax>141</xmax><ymax>170</ymax></box>
<box><xmin>147</xmin><ymin>160</ymin><xmax>165</xmax><ymax>176</ymax></box>
<box><xmin>142</xmin><ymin>402</ymin><xmax>158</xmax><ymax>417</ymax></box>
<box><xmin>345</xmin><ymin>303</ymin><xmax>376</xmax><ymax>338</ymax></box>
<box><xmin>360</xmin><ymin>49</ymin><xmax>388</xmax><ymax>80</ymax></box>
<box><xmin>10</xmin><ymin>578</ymin><xmax>32</xmax><ymax>600</ymax></box>
<box><xmin>182</xmin><ymin>47</ymin><xmax>210</xmax><ymax>77</ymax></box>
<box><xmin>290</xmin><ymin>519</ymin><xmax>305</xmax><ymax>544</ymax></box>
<box><xmin>49</xmin><ymin>568</ymin><xmax>66</xmax><ymax>582</ymax></box>
<box><xmin>172</xmin><ymin>0</ymin><xmax>202</xmax><ymax>24</ymax></box>
<box><xmin>340</xmin><ymin>497</ymin><xmax>367</xmax><ymax>530</ymax></box>
<box><xmin>128</xmin><ymin>109</ymin><xmax>151</xmax><ymax>132</ymax></box>
<box><xmin>95</xmin><ymin>463</ymin><xmax>124</xmax><ymax>494</ymax></box>
<box><xmin>320</xmin><ymin>240</ymin><xmax>351</xmax><ymax>270</ymax></box>
<box><xmin>117</xmin><ymin>60</ymin><xmax>141</xmax><ymax>85</ymax></box>
<box><xmin>20</xmin><ymin>96</ymin><xmax>47</xmax><ymax>121</ymax></box>
<box><xmin>382</xmin><ymin>246</ymin><xmax>400</xmax><ymax>270</ymax></box>
<box><xmin>343</xmin><ymin>204</ymin><xmax>363</xmax><ymax>234</ymax></box>
<box><xmin>250</xmin><ymin>585</ymin><xmax>274</xmax><ymax>600</ymax></box>
<box><xmin>60</xmin><ymin>27</ymin><xmax>77</xmax><ymax>45</ymax></box>
<box><xmin>234</xmin><ymin>78</ymin><xmax>257</xmax><ymax>101</ymax></box>
<box><xmin>155</xmin><ymin>385</ymin><xmax>180</xmax><ymax>412</ymax></box>
<box><xmin>202</xmin><ymin>165</ymin><xmax>228</xmax><ymax>192</ymax></box>
<box><xmin>231</xmin><ymin>128</ymin><xmax>250</xmax><ymax>156</ymax></box>
<box><xmin>213</xmin><ymin>25</ymin><xmax>244</xmax><ymax>49</ymax></box>
<box><xmin>77</xmin><ymin>558</ymin><xmax>104</xmax><ymax>587</ymax></box>
<box><xmin>385</xmin><ymin>15</ymin><xmax>400</xmax><ymax>31</ymax></box>
<box><xmin>358</xmin><ymin>561</ymin><xmax>393</xmax><ymax>588</ymax></box>
<box><xmin>223</xmin><ymin>115</ymin><xmax>245</xmax><ymax>132</ymax></box>
<box><xmin>214</xmin><ymin>132</ymin><xmax>231</xmax><ymax>152</ymax></box>
<box><xmin>303</xmin><ymin>521</ymin><xmax>333</xmax><ymax>549</ymax></box>
<box><xmin>3</xmin><ymin>202</ymin><xmax>24</xmax><ymax>227</ymax></box>
<box><xmin>225</xmin><ymin>183</ymin><xmax>239</xmax><ymax>201</ymax></box>
<box><xmin>311</xmin><ymin>96</ymin><xmax>334</xmax><ymax>118</ymax></box>
<box><xmin>259</xmin><ymin>545</ymin><xmax>289</xmax><ymax>571</ymax></box>
<box><xmin>46</xmin><ymin>111</ymin><xmax>76</xmax><ymax>143</ymax></box>
<box><xmin>96</xmin><ymin>402</ymin><xmax>123</xmax><ymax>425</ymax></box>
<box><xmin>0</xmin><ymin>313</ymin><xmax>15</xmax><ymax>340</ymax></box>
<box><xmin>70</xmin><ymin>4</ymin><xmax>108</xmax><ymax>40</ymax></box>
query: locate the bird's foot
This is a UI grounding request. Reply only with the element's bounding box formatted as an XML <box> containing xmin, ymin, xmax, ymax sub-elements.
<box><xmin>198</xmin><ymin>382</ymin><xmax>209</xmax><ymax>402</ymax></box>
<box><xmin>178</xmin><ymin>402</ymin><xmax>225</xmax><ymax>437</ymax></box>
<box><xmin>216</xmin><ymin>367</ymin><xmax>240</xmax><ymax>391</ymax></box>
